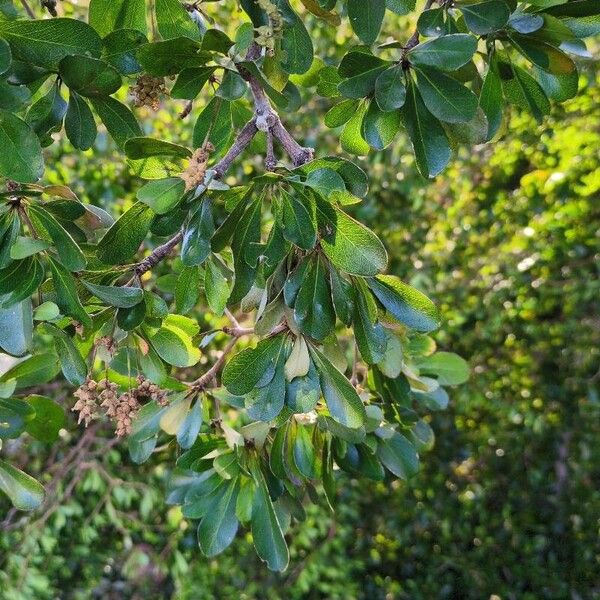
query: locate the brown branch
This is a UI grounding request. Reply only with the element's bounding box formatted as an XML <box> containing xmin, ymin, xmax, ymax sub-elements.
<box><xmin>135</xmin><ymin>231</ymin><xmax>183</xmax><ymax>276</ymax></box>
<box><xmin>405</xmin><ymin>0</ymin><xmax>437</xmax><ymax>51</ymax></box>
<box><xmin>134</xmin><ymin>44</ymin><xmax>314</xmax><ymax>275</ymax></box>
<box><xmin>189</xmin><ymin>336</ymin><xmax>240</xmax><ymax>392</ymax></box>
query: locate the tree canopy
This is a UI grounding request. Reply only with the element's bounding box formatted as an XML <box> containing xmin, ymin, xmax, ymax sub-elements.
<box><xmin>0</xmin><ymin>0</ymin><xmax>598</xmax><ymax>574</ymax></box>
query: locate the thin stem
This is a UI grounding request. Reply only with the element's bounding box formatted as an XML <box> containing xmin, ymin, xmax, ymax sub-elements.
<box><xmin>189</xmin><ymin>336</ymin><xmax>239</xmax><ymax>391</ymax></box>
<box><xmin>19</xmin><ymin>0</ymin><xmax>35</xmax><ymax>18</ymax></box>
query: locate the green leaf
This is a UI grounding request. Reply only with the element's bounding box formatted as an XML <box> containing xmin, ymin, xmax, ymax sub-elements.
<box><xmin>377</xmin><ymin>433</ymin><xmax>419</xmax><ymax>479</ymax></box>
<box><xmin>136</xmin><ymin>38</ymin><xmax>210</xmax><ymax>77</ymax></box>
<box><xmin>40</xmin><ymin>323</ymin><xmax>87</xmax><ymax>386</ymax></box>
<box><xmin>81</xmin><ymin>280</ymin><xmax>143</xmax><ymax>308</ymax></box>
<box><xmin>280</xmin><ymin>189</ymin><xmax>316</xmax><ymax>250</ymax></box>
<box><xmin>0</xmin><ymin>397</ymin><xmax>32</xmax><ymax>439</ymax></box>
<box><xmin>286</xmin><ymin>362</ymin><xmax>321</xmax><ymax>413</ymax></box>
<box><xmin>361</xmin><ymin>98</ymin><xmax>402</xmax><ymax>150</ymax></box>
<box><xmin>246</xmin><ymin>357</ymin><xmax>286</xmax><ymax>422</ymax></box>
<box><xmin>65</xmin><ymin>91</ymin><xmax>97</xmax><ymax>150</ymax></box>
<box><xmin>149</xmin><ymin>326</ymin><xmax>200</xmax><ymax>368</ymax></box>
<box><xmin>198</xmin><ymin>478</ymin><xmax>240</xmax><ymax>557</ymax></box>
<box><xmin>250</xmin><ymin>459</ymin><xmax>289</xmax><ymax>572</ymax></box>
<box><xmin>204</xmin><ymin>255</ymin><xmax>230</xmax><ymax>316</ymax></box>
<box><xmin>171</xmin><ymin>66</ymin><xmax>216</xmax><ymax>100</ymax></box>
<box><xmin>375</xmin><ymin>66</ymin><xmax>407</xmax><ymax>111</ymax></box>
<box><xmin>401</xmin><ymin>79</ymin><xmax>451</xmax><ymax>178</ymax></box>
<box><xmin>338</xmin><ymin>53</ymin><xmax>388</xmax><ymax>99</ymax></box>
<box><xmin>89</xmin><ymin>96</ymin><xmax>142</xmax><ymax>149</ymax></box>
<box><xmin>353</xmin><ymin>279</ymin><xmax>387</xmax><ymax>365</ymax></box>
<box><xmin>137</xmin><ymin>177</ymin><xmax>186</xmax><ymax>214</ymax></box>
<box><xmin>0</xmin><ymin>109</ymin><xmax>44</xmax><ymax>183</ymax></box>
<box><xmin>479</xmin><ymin>61</ymin><xmax>503</xmax><ymax>140</ymax></box>
<box><xmin>181</xmin><ymin>199</ymin><xmax>215</xmax><ymax>266</ymax></box>
<box><xmin>0</xmin><ymin>257</ymin><xmax>44</xmax><ymax>308</ymax></box>
<box><xmin>368</xmin><ymin>274</ymin><xmax>440</xmax><ymax>332</ymax></box>
<box><xmin>276</xmin><ymin>0</ymin><xmax>314</xmax><ymax>74</ymax></box>
<box><xmin>324</xmin><ymin>99</ymin><xmax>359</xmax><ymax>128</ymax></box>
<box><xmin>9</xmin><ymin>236</ymin><xmax>49</xmax><ymax>260</ymax></box>
<box><xmin>315</xmin><ymin>196</ymin><xmax>387</xmax><ymax>277</ymax></box>
<box><xmin>0</xmin><ymin>18</ymin><xmax>102</xmax><ymax>71</ymax></box>
<box><xmin>89</xmin><ymin>0</ymin><xmax>147</xmax><ymax>37</ymax></box>
<box><xmin>347</xmin><ymin>0</ymin><xmax>385</xmax><ymax>44</ymax></box>
<box><xmin>28</xmin><ymin>204</ymin><xmax>86</xmax><ymax>271</ymax></box>
<box><xmin>59</xmin><ymin>55</ymin><xmax>122</xmax><ymax>97</ymax></box>
<box><xmin>25</xmin><ymin>396</ymin><xmax>65</xmax><ymax>444</ymax></box>
<box><xmin>192</xmin><ymin>97</ymin><xmax>232</xmax><ymax>154</ymax></box>
<box><xmin>97</xmin><ymin>201</ymin><xmax>153</xmax><ymax>265</ymax></box>
<box><xmin>0</xmin><ymin>37</ymin><xmax>11</xmax><ymax>74</ymax></box>
<box><xmin>534</xmin><ymin>67</ymin><xmax>578</xmax><ymax>102</ymax></box>
<box><xmin>0</xmin><ymin>460</ymin><xmax>44</xmax><ymax>511</ymax></box>
<box><xmin>408</xmin><ymin>34</ymin><xmax>477</xmax><ymax>70</ymax></box>
<box><xmin>340</xmin><ymin>101</ymin><xmax>370</xmax><ymax>155</ymax></box>
<box><xmin>47</xmin><ymin>257</ymin><xmax>92</xmax><ymax>328</ymax></box>
<box><xmin>414</xmin><ymin>66</ymin><xmax>478</xmax><ymax>123</ymax></box>
<box><xmin>293</xmin><ymin>255</ymin><xmax>335</xmax><ymax>341</ymax></box>
<box><xmin>0</xmin><ymin>300</ymin><xmax>32</xmax><ymax>356</ymax></box>
<box><xmin>509</xmin><ymin>34</ymin><xmax>575</xmax><ymax>75</ymax></box>
<box><xmin>223</xmin><ymin>334</ymin><xmax>286</xmax><ymax>396</ymax></box>
<box><xmin>175</xmin><ymin>266</ymin><xmax>201</xmax><ymax>314</ymax></box>
<box><xmin>33</xmin><ymin>301</ymin><xmax>60</xmax><ymax>321</ymax></box>
<box><xmin>124</xmin><ymin>137</ymin><xmax>192</xmax><ymax>160</ymax></box>
<box><xmin>293</xmin><ymin>423</ymin><xmax>318</xmax><ymax>478</ymax></box>
<box><xmin>0</xmin><ymin>352</ymin><xmax>59</xmax><ymax>389</ymax></box>
<box><xmin>498</xmin><ymin>60</ymin><xmax>550</xmax><ymax>122</ymax></box>
<box><xmin>415</xmin><ymin>351</ymin><xmax>470</xmax><ymax>385</ymax></box>
<box><xmin>460</xmin><ymin>1</ymin><xmax>510</xmax><ymax>35</ymax></box>
<box><xmin>26</xmin><ymin>81</ymin><xmax>67</xmax><ymax>138</ymax></box>
<box><xmin>216</xmin><ymin>70</ymin><xmax>247</xmax><ymax>101</ymax></box>
<box><xmin>309</xmin><ymin>345</ymin><xmax>366</xmax><ymax>428</ymax></box>
<box><xmin>155</xmin><ymin>0</ymin><xmax>202</xmax><ymax>40</ymax></box>
<box><xmin>102</xmin><ymin>29</ymin><xmax>147</xmax><ymax>75</ymax></box>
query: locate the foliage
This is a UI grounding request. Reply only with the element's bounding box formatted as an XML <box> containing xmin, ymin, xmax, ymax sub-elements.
<box><xmin>0</xmin><ymin>0</ymin><xmax>598</xmax><ymax>579</ymax></box>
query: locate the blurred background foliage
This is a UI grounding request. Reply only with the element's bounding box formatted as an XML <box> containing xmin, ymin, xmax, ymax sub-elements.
<box><xmin>0</xmin><ymin>2</ymin><xmax>599</xmax><ymax>599</ymax></box>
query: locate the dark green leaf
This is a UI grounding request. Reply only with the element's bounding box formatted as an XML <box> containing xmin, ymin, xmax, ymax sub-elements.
<box><xmin>0</xmin><ymin>460</ymin><xmax>44</xmax><ymax>511</ymax></box>
<box><xmin>89</xmin><ymin>0</ymin><xmax>147</xmax><ymax>37</ymax></box>
<box><xmin>375</xmin><ymin>65</ymin><xmax>406</xmax><ymax>111</ymax></box>
<box><xmin>377</xmin><ymin>433</ymin><xmax>419</xmax><ymax>479</ymax></box>
<box><xmin>368</xmin><ymin>274</ymin><xmax>440</xmax><ymax>332</ymax></box>
<box><xmin>414</xmin><ymin>66</ymin><xmax>478</xmax><ymax>123</ymax></box>
<box><xmin>250</xmin><ymin>459</ymin><xmax>289</xmax><ymax>572</ymax></box>
<box><xmin>315</xmin><ymin>196</ymin><xmax>387</xmax><ymax>276</ymax></box>
<box><xmin>81</xmin><ymin>280</ymin><xmax>143</xmax><ymax>308</ymax></box>
<box><xmin>171</xmin><ymin>66</ymin><xmax>216</xmax><ymax>100</ymax></box>
<box><xmin>155</xmin><ymin>0</ymin><xmax>202</xmax><ymax>40</ymax></box>
<box><xmin>0</xmin><ymin>18</ymin><xmax>102</xmax><ymax>71</ymax></box>
<box><xmin>401</xmin><ymin>79</ymin><xmax>451</xmax><ymax>178</ymax></box>
<box><xmin>48</xmin><ymin>257</ymin><xmax>91</xmax><ymax>327</ymax></box>
<box><xmin>293</xmin><ymin>255</ymin><xmax>335</xmax><ymax>341</ymax></box>
<box><xmin>347</xmin><ymin>0</ymin><xmax>385</xmax><ymax>44</ymax></box>
<box><xmin>59</xmin><ymin>55</ymin><xmax>121</xmax><ymax>97</ymax></box>
<box><xmin>280</xmin><ymin>189</ymin><xmax>316</xmax><ymax>250</ymax></box>
<box><xmin>361</xmin><ymin>98</ymin><xmax>402</xmax><ymax>150</ymax></box>
<box><xmin>0</xmin><ymin>109</ymin><xmax>44</xmax><ymax>183</ymax></box>
<box><xmin>223</xmin><ymin>334</ymin><xmax>286</xmax><ymax>396</ymax></box>
<box><xmin>28</xmin><ymin>204</ymin><xmax>86</xmax><ymax>271</ymax></box>
<box><xmin>65</xmin><ymin>91</ymin><xmax>97</xmax><ymax>150</ymax></box>
<box><xmin>409</xmin><ymin>34</ymin><xmax>477</xmax><ymax>70</ymax></box>
<box><xmin>198</xmin><ymin>478</ymin><xmax>240</xmax><ymax>557</ymax></box>
<box><xmin>192</xmin><ymin>98</ymin><xmax>232</xmax><ymax>154</ymax></box>
<box><xmin>89</xmin><ymin>95</ymin><xmax>141</xmax><ymax>149</ymax></box>
<box><xmin>309</xmin><ymin>345</ymin><xmax>366</xmax><ymax>429</ymax></box>
<box><xmin>461</xmin><ymin>1</ymin><xmax>510</xmax><ymax>34</ymax></box>
<box><xmin>137</xmin><ymin>177</ymin><xmax>186</xmax><ymax>214</ymax></box>
<box><xmin>182</xmin><ymin>199</ymin><xmax>215</xmax><ymax>266</ymax></box>
<box><xmin>97</xmin><ymin>201</ymin><xmax>153</xmax><ymax>265</ymax></box>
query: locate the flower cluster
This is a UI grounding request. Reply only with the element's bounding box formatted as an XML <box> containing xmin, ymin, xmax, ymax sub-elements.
<box><xmin>130</xmin><ymin>74</ymin><xmax>166</xmax><ymax>111</ymax></box>
<box><xmin>255</xmin><ymin>0</ymin><xmax>283</xmax><ymax>56</ymax></box>
<box><xmin>72</xmin><ymin>376</ymin><xmax>167</xmax><ymax>437</ymax></box>
<box><xmin>181</xmin><ymin>143</ymin><xmax>214</xmax><ymax>191</ymax></box>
